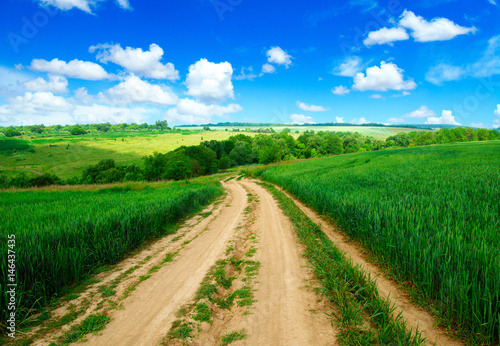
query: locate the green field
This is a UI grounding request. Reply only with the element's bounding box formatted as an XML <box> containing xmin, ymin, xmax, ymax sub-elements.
<box><xmin>0</xmin><ymin>130</ymin><xmax>239</xmax><ymax>179</ymax></box>
<box><xmin>0</xmin><ymin>126</ymin><xmax>426</xmax><ymax>180</ymax></box>
<box><xmin>0</xmin><ymin>177</ymin><xmax>223</xmax><ymax>325</ymax></box>
<box><xmin>259</xmin><ymin>141</ymin><xmax>500</xmax><ymax>344</ymax></box>
<box><xmin>182</xmin><ymin>125</ymin><xmax>424</xmax><ymax>139</ymax></box>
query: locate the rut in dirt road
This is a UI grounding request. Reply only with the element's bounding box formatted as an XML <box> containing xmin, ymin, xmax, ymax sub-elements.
<box><xmin>195</xmin><ymin>180</ymin><xmax>337</xmax><ymax>346</ymax></box>
<box><xmin>82</xmin><ymin>181</ymin><xmax>248</xmax><ymax>346</ymax></box>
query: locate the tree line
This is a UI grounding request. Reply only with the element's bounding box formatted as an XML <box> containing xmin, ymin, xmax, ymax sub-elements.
<box><xmin>0</xmin><ymin>127</ymin><xmax>498</xmax><ymax>189</ymax></box>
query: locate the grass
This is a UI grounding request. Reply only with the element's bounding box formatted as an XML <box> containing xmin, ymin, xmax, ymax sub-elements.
<box><xmin>260</xmin><ymin>141</ymin><xmax>500</xmax><ymax>344</ymax></box>
<box><xmin>220</xmin><ymin>329</ymin><xmax>246</xmax><ymax>345</ymax></box>
<box><xmin>54</xmin><ymin>313</ymin><xmax>110</xmax><ymax>345</ymax></box>
<box><xmin>0</xmin><ymin>131</ymin><xmax>246</xmax><ymax>179</ymax></box>
<box><xmin>0</xmin><ymin>178</ymin><xmax>224</xmax><ymax>329</ymax></box>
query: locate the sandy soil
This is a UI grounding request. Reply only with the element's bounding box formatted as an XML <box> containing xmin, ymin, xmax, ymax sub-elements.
<box><xmin>271</xmin><ymin>182</ymin><xmax>462</xmax><ymax>346</ymax></box>
<box><xmin>26</xmin><ymin>178</ymin><xmax>463</xmax><ymax>346</ymax></box>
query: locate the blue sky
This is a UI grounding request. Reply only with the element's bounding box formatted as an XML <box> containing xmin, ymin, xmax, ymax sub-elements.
<box><xmin>0</xmin><ymin>0</ymin><xmax>499</xmax><ymax>127</ymax></box>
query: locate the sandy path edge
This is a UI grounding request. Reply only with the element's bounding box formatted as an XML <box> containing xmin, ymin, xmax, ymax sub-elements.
<box><xmin>260</xmin><ymin>179</ymin><xmax>461</xmax><ymax>346</ymax></box>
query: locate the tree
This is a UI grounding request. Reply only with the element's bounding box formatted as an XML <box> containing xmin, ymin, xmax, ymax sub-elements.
<box><xmin>165</xmin><ymin>153</ymin><xmax>192</xmax><ymax>180</ymax></box>
<box><xmin>70</xmin><ymin>125</ymin><xmax>87</xmax><ymax>135</ymax></box>
<box><xmin>143</xmin><ymin>152</ymin><xmax>167</xmax><ymax>181</ymax></box>
<box><xmin>4</xmin><ymin>127</ymin><xmax>22</xmax><ymax>137</ymax></box>
<box><xmin>229</xmin><ymin>141</ymin><xmax>253</xmax><ymax>166</ymax></box>
<box><xmin>156</xmin><ymin>120</ymin><xmax>168</xmax><ymax>130</ymax></box>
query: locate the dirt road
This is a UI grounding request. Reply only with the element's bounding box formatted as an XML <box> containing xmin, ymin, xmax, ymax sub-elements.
<box><xmin>29</xmin><ymin>178</ymin><xmax>457</xmax><ymax>345</ymax></box>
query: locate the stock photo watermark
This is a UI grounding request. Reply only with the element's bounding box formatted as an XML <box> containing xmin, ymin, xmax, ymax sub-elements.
<box><xmin>212</xmin><ymin>0</ymin><xmax>243</xmax><ymax>21</ymax></box>
<box><xmin>6</xmin><ymin>234</ymin><xmax>17</xmax><ymax>338</ymax></box>
<box><xmin>340</xmin><ymin>0</ymin><xmax>408</xmax><ymax>56</ymax></box>
<box><xmin>453</xmin><ymin>75</ymin><xmax>500</xmax><ymax>124</ymax></box>
<box><xmin>7</xmin><ymin>6</ymin><xmax>59</xmax><ymax>54</ymax></box>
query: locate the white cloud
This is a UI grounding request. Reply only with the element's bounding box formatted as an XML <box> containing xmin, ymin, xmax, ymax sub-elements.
<box><xmin>332</xmin><ymin>85</ymin><xmax>350</xmax><ymax>95</ymax></box>
<box><xmin>297</xmin><ymin>101</ymin><xmax>328</xmax><ymax>112</ymax></box>
<box><xmin>38</xmin><ymin>0</ymin><xmax>132</xmax><ymax>13</ymax></box>
<box><xmin>90</xmin><ymin>43</ymin><xmax>179</xmax><ymax>81</ymax></box>
<box><xmin>261</xmin><ymin>63</ymin><xmax>276</xmax><ymax>74</ymax></box>
<box><xmin>370</xmin><ymin>94</ymin><xmax>383</xmax><ymax>99</ymax></box>
<box><xmin>266</xmin><ymin>47</ymin><xmax>292</xmax><ymax>68</ymax></box>
<box><xmin>30</xmin><ymin>58</ymin><xmax>111</xmax><ymax>80</ymax></box>
<box><xmin>494</xmin><ymin>119</ymin><xmax>500</xmax><ymax>129</ymax></box>
<box><xmin>351</xmin><ymin>117</ymin><xmax>370</xmax><ymax>124</ymax></box>
<box><xmin>470</xmin><ymin>36</ymin><xmax>500</xmax><ymax>77</ymax></box>
<box><xmin>233</xmin><ymin>67</ymin><xmax>257</xmax><ymax>81</ymax></box>
<box><xmin>387</xmin><ymin>117</ymin><xmax>405</xmax><ymax>123</ymax></box>
<box><xmin>393</xmin><ymin>91</ymin><xmax>411</xmax><ymax>97</ymax></box>
<box><xmin>165</xmin><ymin>98</ymin><xmax>242</xmax><ymax>124</ymax></box>
<box><xmin>22</xmin><ymin>75</ymin><xmax>68</xmax><ymax>93</ymax></box>
<box><xmin>353</xmin><ymin>61</ymin><xmax>416</xmax><ymax>91</ymax></box>
<box><xmin>116</xmin><ymin>0</ymin><xmax>132</xmax><ymax>10</ymax></box>
<box><xmin>74</xmin><ymin>87</ymin><xmax>93</xmax><ymax>104</ymax></box>
<box><xmin>495</xmin><ymin>104</ymin><xmax>500</xmax><ymax>116</ymax></box>
<box><xmin>335</xmin><ymin>116</ymin><xmax>344</xmax><ymax>123</ymax></box>
<box><xmin>73</xmin><ymin>104</ymin><xmax>150</xmax><ymax>125</ymax></box>
<box><xmin>104</xmin><ymin>75</ymin><xmax>178</xmax><ymax>106</ymax></box>
<box><xmin>334</xmin><ymin>56</ymin><xmax>363</xmax><ymax>77</ymax></box>
<box><xmin>425</xmin><ymin>63</ymin><xmax>465</xmax><ymax>85</ymax></box>
<box><xmin>403</xmin><ymin>105</ymin><xmax>435</xmax><ymax>118</ymax></box>
<box><xmin>425</xmin><ymin>110</ymin><xmax>461</xmax><ymax>125</ymax></box>
<box><xmin>290</xmin><ymin>114</ymin><xmax>314</xmax><ymax>124</ymax></box>
<box><xmin>488</xmin><ymin>0</ymin><xmax>497</xmax><ymax>5</ymax></box>
<box><xmin>185</xmin><ymin>59</ymin><xmax>234</xmax><ymax>104</ymax></box>
<box><xmin>364</xmin><ymin>27</ymin><xmax>409</xmax><ymax>46</ymax></box>
<box><xmin>399</xmin><ymin>10</ymin><xmax>476</xmax><ymax>42</ymax></box>
<box><xmin>10</xmin><ymin>91</ymin><xmax>73</xmax><ymax>113</ymax></box>
<box><xmin>426</xmin><ymin>35</ymin><xmax>500</xmax><ymax>84</ymax></box>
<box><xmin>471</xmin><ymin>122</ymin><xmax>487</xmax><ymax>128</ymax></box>
<box><xmin>38</xmin><ymin>0</ymin><xmax>93</xmax><ymax>13</ymax></box>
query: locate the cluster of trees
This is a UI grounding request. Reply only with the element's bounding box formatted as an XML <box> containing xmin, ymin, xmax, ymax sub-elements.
<box><xmin>0</xmin><ymin>172</ymin><xmax>62</xmax><ymax>189</ymax></box>
<box><xmin>1</xmin><ymin>127</ymin><xmax>498</xmax><ymax>189</ymax></box>
<box><xmin>0</xmin><ymin>121</ymin><xmax>174</xmax><ymax>137</ymax></box>
<box><xmin>386</xmin><ymin>127</ymin><xmax>500</xmax><ymax>147</ymax></box>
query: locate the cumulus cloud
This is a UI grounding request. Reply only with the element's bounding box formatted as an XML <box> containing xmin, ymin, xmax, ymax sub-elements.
<box><xmin>261</xmin><ymin>63</ymin><xmax>276</xmax><ymax>74</ymax></box>
<box><xmin>393</xmin><ymin>91</ymin><xmax>411</xmax><ymax>97</ymax></box>
<box><xmin>334</xmin><ymin>56</ymin><xmax>363</xmax><ymax>77</ymax></box>
<box><xmin>335</xmin><ymin>116</ymin><xmax>344</xmax><ymax>123</ymax></box>
<box><xmin>290</xmin><ymin>114</ymin><xmax>314</xmax><ymax>125</ymax></box>
<box><xmin>73</xmin><ymin>104</ymin><xmax>150</xmax><ymax>124</ymax></box>
<box><xmin>22</xmin><ymin>75</ymin><xmax>68</xmax><ymax>93</ymax></box>
<box><xmin>104</xmin><ymin>75</ymin><xmax>178</xmax><ymax>106</ymax></box>
<box><xmin>495</xmin><ymin>104</ymin><xmax>500</xmax><ymax>116</ymax></box>
<box><xmin>297</xmin><ymin>101</ymin><xmax>328</xmax><ymax>112</ymax></box>
<box><xmin>38</xmin><ymin>0</ymin><xmax>132</xmax><ymax>13</ymax></box>
<box><xmin>185</xmin><ymin>59</ymin><xmax>234</xmax><ymax>104</ymax></box>
<box><xmin>364</xmin><ymin>27</ymin><xmax>409</xmax><ymax>46</ymax></box>
<box><xmin>353</xmin><ymin>61</ymin><xmax>416</xmax><ymax>91</ymax></box>
<box><xmin>425</xmin><ymin>110</ymin><xmax>461</xmax><ymax>125</ymax></box>
<box><xmin>116</xmin><ymin>0</ymin><xmax>132</xmax><ymax>10</ymax></box>
<box><xmin>370</xmin><ymin>94</ymin><xmax>383</xmax><ymax>99</ymax></box>
<box><xmin>266</xmin><ymin>47</ymin><xmax>292</xmax><ymax>68</ymax></box>
<box><xmin>399</xmin><ymin>10</ymin><xmax>476</xmax><ymax>42</ymax></box>
<box><xmin>350</xmin><ymin>117</ymin><xmax>370</xmax><ymax>125</ymax></box>
<box><xmin>165</xmin><ymin>98</ymin><xmax>242</xmax><ymax>124</ymax></box>
<box><xmin>403</xmin><ymin>105</ymin><xmax>436</xmax><ymax>118</ymax></box>
<box><xmin>90</xmin><ymin>43</ymin><xmax>179</xmax><ymax>81</ymax></box>
<box><xmin>30</xmin><ymin>58</ymin><xmax>111</xmax><ymax>80</ymax></box>
<box><xmin>332</xmin><ymin>85</ymin><xmax>350</xmax><ymax>95</ymax></box>
<box><xmin>10</xmin><ymin>91</ymin><xmax>73</xmax><ymax>113</ymax></box>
